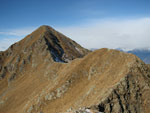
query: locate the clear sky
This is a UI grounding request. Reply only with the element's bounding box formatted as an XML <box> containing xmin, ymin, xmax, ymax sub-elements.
<box><xmin>0</xmin><ymin>0</ymin><xmax>150</xmax><ymax>50</ymax></box>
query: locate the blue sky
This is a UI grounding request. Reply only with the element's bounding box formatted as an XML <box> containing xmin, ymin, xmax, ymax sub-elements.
<box><xmin>0</xmin><ymin>0</ymin><xmax>150</xmax><ymax>50</ymax></box>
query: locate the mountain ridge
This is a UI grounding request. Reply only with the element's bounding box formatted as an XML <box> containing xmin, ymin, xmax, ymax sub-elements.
<box><xmin>0</xmin><ymin>26</ymin><xmax>150</xmax><ymax>113</ymax></box>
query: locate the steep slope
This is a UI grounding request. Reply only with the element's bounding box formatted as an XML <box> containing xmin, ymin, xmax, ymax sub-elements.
<box><xmin>0</xmin><ymin>26</ymin><xmax>150</xmax><ymax>113</ymax></box>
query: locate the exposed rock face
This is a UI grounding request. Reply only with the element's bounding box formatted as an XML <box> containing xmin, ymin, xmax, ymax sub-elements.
<box><xmin>0</xmin><ymin>26</ymin><xmax>150</xmax><ymax>113</ymax></box>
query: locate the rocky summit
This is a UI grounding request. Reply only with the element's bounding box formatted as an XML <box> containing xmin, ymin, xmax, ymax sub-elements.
<box><xmin>0</xmin><ymin>25</ymin><xmax>150</xmax><ymax>113</ymax></box>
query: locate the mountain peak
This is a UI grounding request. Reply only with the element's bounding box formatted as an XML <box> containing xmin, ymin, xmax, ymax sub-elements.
<box><xmin>32</xmin><ymin>25</ymin><xmax>90</xmax><ymax>62</ymax></box>
<box><xmin>26</xmin><ymin>25</ymin><xmax>55</xmax><ymax>39</ymax></box>
<box><xmin>0</xmin><ymin>25</ymin><xmax>90</xmax><ymax>81</ymax></box>
<box><xmin>6</xmin><ymin>25</ymin><xmax>90</xmax><ymax>63</ymax></box>
<box><xmin>39</xmin><ymin>25</ymin><xmax>50</xmax><ymax>28</ymax></box>
<box><xmin>35</xmin><ymin>25</ymin><xmax>55</xmax><ymax>33</ymax></box>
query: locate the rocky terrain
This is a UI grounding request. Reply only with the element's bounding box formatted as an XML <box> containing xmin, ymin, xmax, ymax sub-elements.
<box><xmin>0</xmin><ymin>25</ymin><xmax>150</xmax><ymax>113</ymax></box>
